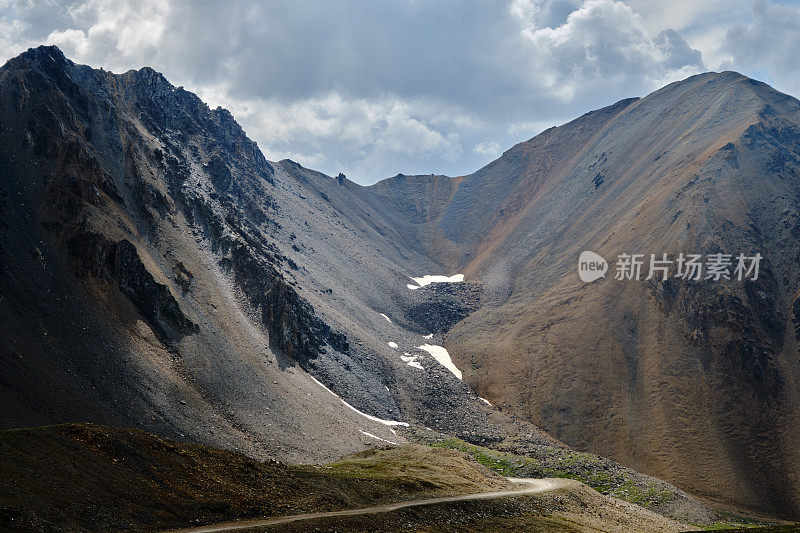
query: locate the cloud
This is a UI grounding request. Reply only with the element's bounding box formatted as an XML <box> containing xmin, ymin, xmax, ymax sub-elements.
<box><xmin>622</xmin><ymin>0</ymin><xmax>742</xmax><ymax>34</ymax></box>
<box><xmin>507</xmin><ymin>119</ymin><xmax>560</xmax><ymax>138</ymax></box>
<box><xmin>473</xmin><ymin>141</ymin><xmax>502</xmax><ymax>156</ymax></box>
<box><xmin>44</xmin><ymin>0</ymin><xmax>169</xmax><ymax>70</ymax></box>
<box><xmin>722</xmin><ymin>0</ymin><xmax>800</xmax><ymax>95</ymax></box>
<box><xmin>3</xmin><ymin>0</ymin><xmax>794</xmax><ymax>184</ymax></box>
<box><xmin>0</xmin><ymin>16</ymin><xmax>29</xmax><ymax>61</ymax></box>
<box><xmin>655</xmin><ymin>29</ymin><xmax>703</xmax><ymax>71</ymax></box>
<box><xmin>0</xmin><ymin>0</ymin><xmax>170</xmax><ymax>74</ymax></box>
<box><xmin>510</xmin><ymin>0</ymin><xmax>704</xmax><ymax>100</ymax></box>
<box><xmin>201</xmin><ymin>89</ymin><xmax>471</xmax><ymax>181</ymax></box>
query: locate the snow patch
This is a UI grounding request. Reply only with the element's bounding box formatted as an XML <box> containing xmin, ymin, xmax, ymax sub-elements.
<box><xmin>417</xmin><ymin>344</ymin><xmax>462</xmax><ymax>379</ymax></box>
<box><xmin>309</xmin><ymin>375</ymin><xmax>409</xmax><ymax>427</ymax></box>
<box><xmin>479</xmin><ymin>397</ymin><xmax>492</xmax><ymax>406</ymax></box>
<box><xmin>387</xmin><ymin>341</ymin><xmax>398</xmax><ymax>349</ymax></box>
<box><xmin>380</xmin><ymin>313</ymin><xmax>392</xmax><ymax>323</ymax></box>
<box><xmin>359</xmin><ymin>430</ymin><xmax>398</xmax><ymax>445</ymax></box>
<box><xmin>400</xmin><ymin>353</ymin><xmax>424</xmax><ymax>370</ymax></box>
<box><xmin>423</xmin><ymin>333</ymin><xmax>433</xmax><ymax>339</ymax></box>
<box><xmin>407</xmin><ymin>274</ymin><xmax>464</xmax><ymax>289</ymax></box>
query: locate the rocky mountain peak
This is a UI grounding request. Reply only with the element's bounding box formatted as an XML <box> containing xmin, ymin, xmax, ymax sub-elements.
<box><xmin>3</xmin><ymin>44</ymin><xmax>70</xmax><ymax>72</ymax></box>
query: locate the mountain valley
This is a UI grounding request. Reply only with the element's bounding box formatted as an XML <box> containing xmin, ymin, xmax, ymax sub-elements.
<box><xmin>2</xmin><ymin>45</ymin><xmax>800</xmax><ymax>529</ymax></box>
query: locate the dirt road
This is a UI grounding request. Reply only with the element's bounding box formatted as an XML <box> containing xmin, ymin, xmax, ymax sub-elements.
<box><xmin>168</xmin><ymin>477</ymin><xmax>571</xmax><ymax>532</ymax></box>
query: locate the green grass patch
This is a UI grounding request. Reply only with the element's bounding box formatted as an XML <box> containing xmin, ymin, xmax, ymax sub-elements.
<box><xmin>419</xmin><ymin>434</ymin><xmax>676</xmax><ymax>511</ymax></box>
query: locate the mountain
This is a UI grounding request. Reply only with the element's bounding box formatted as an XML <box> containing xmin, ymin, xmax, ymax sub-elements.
<box><xmin>378</xmin><ymin>71</ymin><xmax>800</xmax><ymax>516</ymax></box>
<box><xmin>0</xmin><ymin>46</ymin><xmax>557</xmax><ymax>465</ymax></box>
<box><xmin>1</xmin><ymin>45</ymin><xmax>799</xmax><ymax>519</ymax></box>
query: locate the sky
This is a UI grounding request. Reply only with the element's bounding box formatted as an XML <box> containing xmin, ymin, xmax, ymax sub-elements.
<box><xmin>1</xmin><ymin>0</ymin><xmax>799</xmax><ymax>184</ymax></box>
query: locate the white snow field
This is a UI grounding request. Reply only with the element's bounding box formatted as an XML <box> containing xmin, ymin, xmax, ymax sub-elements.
<box><xmin>400</xmin><ymin>353</ymin><xmax>424</xmax><ymax>370</ymax></box>
<box><xmin>406</xmin><ymin>274</ymin><xmax>464</xmax><ymax>290</ymax></box>
<box><xmin>359</xmin><ymin>429</ymin><xmax>399</xmax><ymax>445</ymax></box>
<box><xmin>417</xmin><ymin>344</ymin><xmax>462</xmax><ymax>379</ymax></box>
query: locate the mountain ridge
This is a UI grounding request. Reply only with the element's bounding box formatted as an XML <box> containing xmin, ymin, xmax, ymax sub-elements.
<box><xmin>400</xmin><ymin>68</ymin><xmax>800</xmax><ymax>516</ymax></box>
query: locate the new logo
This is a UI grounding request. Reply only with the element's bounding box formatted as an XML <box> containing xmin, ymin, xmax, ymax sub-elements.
<box><xmin>578</xmin><ymin>251</ymin><xmax>608</xmax><ymax>283</ymax></box>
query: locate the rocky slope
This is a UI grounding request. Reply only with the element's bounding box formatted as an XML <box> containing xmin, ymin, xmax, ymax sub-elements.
<box><xmin>0</xmin><ymin>46</ymin><xmax>557</xmax><ymax>466</ymax></box>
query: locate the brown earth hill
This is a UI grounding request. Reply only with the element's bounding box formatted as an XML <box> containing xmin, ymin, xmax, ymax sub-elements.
<box><xmin>375</xmin><ymin>72</ymin><xmax>800</xmax><ymax>517</ymax></box>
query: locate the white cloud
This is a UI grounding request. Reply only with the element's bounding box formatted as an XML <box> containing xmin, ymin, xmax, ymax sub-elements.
<box><xmin>507</xmin><ymin>119</ymin><xmax>560</xmax><ymax>138</ymax></box>
<box><xmin>44</xmin><ymin>0</ymin><xmax>170</xmax><ymax>72</ymax></box>
<box><xmin>1</xmin><ymin>1</ymin><xmax>797</xmax><ymax>183</ymax></box>
<box><xmin>684</xmin><ymin>25</ymin><xmax>733</xmax><ymax>71</ymax></box>
<box><xmin>0</xmin><ymin>16</ymin><xmax>31</xmax><ymax>62</ymax></box>
<box><xmin>623</xmin><ymin>0</ymin><xmax>744</xmax><ymax>34</ymax></box>
<box><xmin>473</xmin><ymin>141</ymin><xmax>501</xmax><ymax>156</ymax></box>
<box><xmin>376</xmin><ymin>102</ymin><xmax>460</xmax><ymax>157</ymax></box>
<box><xmin>198</xmin><ymin>86</ymin><xmax>472</xmax><ymax>180</ymax></box>
<box><xmin>722</xmin><ymin>0</ymin><xmax>800</xmax><ymax>96</ymax></box>
<box><xmin>510</xmin><ymin>0</ymin><xmax>705</xmax><ymax>101</ymax></box>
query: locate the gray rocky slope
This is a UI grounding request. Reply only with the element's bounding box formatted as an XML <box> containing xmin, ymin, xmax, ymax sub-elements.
<box><xmin>0</xmin><ymin>46</ymin><xmax>550</xmax><ymax>465</ymax></box>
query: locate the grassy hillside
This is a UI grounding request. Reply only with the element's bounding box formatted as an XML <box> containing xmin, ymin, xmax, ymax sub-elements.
<box><xmin>3</xmin><ymin>422</ymin><xmax>791</xmax><ymax>532</ymax></box>
<box><xmin>0</xmin><ymin>423</ymin><xmax>506</xmax><ymax>531</ymax></box>
<box><xmin>405</xmin><ymin>427</ymin><xmax>793</xmax><ymax>529</ymax></box>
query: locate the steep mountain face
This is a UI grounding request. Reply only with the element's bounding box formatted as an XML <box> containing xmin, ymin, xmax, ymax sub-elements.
<box><xmin>378</xmin><ymin>72</ymin><xmax>800</xmax><ymax>516</ymax></box>
<box><xmin>0</xmin><ymin>46</ymin><xmax>555</xmax><ymax>465</ymax></box>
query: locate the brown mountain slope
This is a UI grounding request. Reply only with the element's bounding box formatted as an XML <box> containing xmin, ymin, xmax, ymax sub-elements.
<box><xmin>377</xmin><ymin>72</ymin><xmax>800</xmax><ymax>516</ymax></box>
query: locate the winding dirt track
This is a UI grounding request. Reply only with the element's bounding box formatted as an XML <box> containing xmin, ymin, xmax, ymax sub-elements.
<box><xmin>168</xmin><ymin>477</ymin><xmax>570</xmax><ymax>532</ymax></box>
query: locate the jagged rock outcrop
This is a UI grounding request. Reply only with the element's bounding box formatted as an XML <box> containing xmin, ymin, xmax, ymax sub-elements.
<box><xmin>69</xmin><ymin>231</ymin><xmax>198</xmax><ymax>342</ymax></box>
